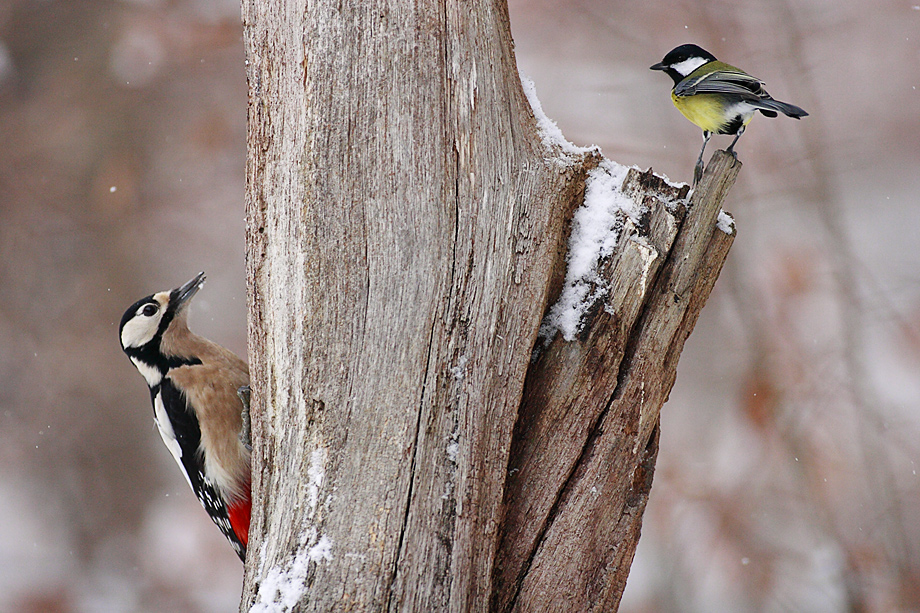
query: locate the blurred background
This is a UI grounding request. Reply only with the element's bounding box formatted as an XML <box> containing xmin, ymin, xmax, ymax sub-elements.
<box><xmin>1</xmin><ymin>0</ymin><xmax>918</xmax><ymax>611</ymax></box>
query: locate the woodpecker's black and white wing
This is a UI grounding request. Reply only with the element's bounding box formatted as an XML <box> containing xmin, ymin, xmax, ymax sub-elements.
<box><xmin>156</xmin><ymin>378</ymin><xmax>247</xmax><ymax>560</ymax></box>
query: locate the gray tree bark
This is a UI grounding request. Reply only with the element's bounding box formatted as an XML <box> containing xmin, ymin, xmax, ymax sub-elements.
<box><xmin>495</xmin><ymin>153</ymin><xmax>738</xmax><ymax>612</ymax></box>
<box><xmin>240</xmin><ymin>0</ymin><xmax>739</xmax><ymax>611</ymax></box>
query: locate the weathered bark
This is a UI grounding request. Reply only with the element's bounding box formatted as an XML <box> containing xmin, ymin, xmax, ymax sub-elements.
<box><xmin>240</xmin><ymin>0</ymin><xmax>739</xmax><ymax>609</ymax></box>
<box><xmin>496</xmin><ymin>152</ymin><xmax>739</xmax><ymax>612</ymax></box>
<box><xmin>241</xmin><ymin>0</ymin><xmax>588</xmax><ymax>610</ymax></box>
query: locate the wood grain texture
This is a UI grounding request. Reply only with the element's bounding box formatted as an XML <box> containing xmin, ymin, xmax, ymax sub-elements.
<box><xmin>502</xmin><ymin>152</ymin><xmax>739</xmax><ymax>612</ymax></box>
<box><xmin>240</xmin><ymin>1</ymin><xmax>589</xmax><ymax>610</ymax></box>
<box><xmin>492</xmin><ymin>168</ymin><xmax>685</xmax><ymax>612</ymax></box>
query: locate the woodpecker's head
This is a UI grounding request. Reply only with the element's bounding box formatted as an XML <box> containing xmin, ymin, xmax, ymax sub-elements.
<box><xmin>119</xmin><ymin>272</ymin><xmax>206</xmax><ymax>382</ymax></box>
<box><xmin>650</xmin><ymin>43</ymin><xmax>718</xmax><ymax>86</ymax></box>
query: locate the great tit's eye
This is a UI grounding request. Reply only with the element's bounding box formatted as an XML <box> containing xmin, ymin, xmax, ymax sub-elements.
<box><xmin>142</xmin><ymin>304</ymin><xmax>158</xmax><ymax>317</ymax></box>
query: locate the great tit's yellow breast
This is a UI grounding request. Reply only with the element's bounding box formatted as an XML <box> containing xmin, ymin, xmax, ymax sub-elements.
<box><xmin>671</xmin><ymin>91</ymin><xmax>739</xmax><ymax>134</ymax></box>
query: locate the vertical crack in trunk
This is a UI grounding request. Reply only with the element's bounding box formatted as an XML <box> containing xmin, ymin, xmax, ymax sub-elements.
<box><xmin>386</xmin><ymin>314</ymin><xmax>441</xmax><ymax>610</ymax></box>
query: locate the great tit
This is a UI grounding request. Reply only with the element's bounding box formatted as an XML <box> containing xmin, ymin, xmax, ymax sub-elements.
<box><xmin>651</xmin><ymin>44</ymin><xmax>808</xmax><ymax>185</ymax></box>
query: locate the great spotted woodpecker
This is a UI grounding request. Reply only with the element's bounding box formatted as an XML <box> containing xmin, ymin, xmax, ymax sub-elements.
<box><xmin>119</xmin><ymin>272</ymin><xmax>251</xmax><ymax>561</ymax></box>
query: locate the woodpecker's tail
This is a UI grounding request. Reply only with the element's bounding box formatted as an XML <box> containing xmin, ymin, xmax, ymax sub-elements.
<box><xmin>227</xmin><ymin>494</ymin><xmax>251</xmax><ymax>562</ymax></box>
<box><xmin>755</xmin><ymin>98</ymin><xmax>808</xmax><ymax>119</ymax></box>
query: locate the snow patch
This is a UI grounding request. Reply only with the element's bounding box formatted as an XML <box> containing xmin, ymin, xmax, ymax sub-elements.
<box><xmin>308</xmin><ymin>535</ymin><xmax>334</xmax><ymax>563</ymax></box>
<box><xmin>657</xmin><ymin>170</ymin><xmax>688</xmax><ymax>192</ymax></box>
<box><xmin>443</xmin><ymin>428</ymin><xmax>461</xmax><ymax>500</ymax></box>
<box><xmin>633</xmin><ymin>237</ymin><xmax>657</xmax><ymax>296</ymax></box>
<box><xmin>249</xmin><ymin>447</ymin><xmax>331</xmax><ymax>611</ymax></box>
<box><xmin>307</xmin><ymin>447</ymin><xmax>326</xmax><ymax>520</ymax></box>
<box><xmin>450</xmin><ymin>355</ymin><xmax>469</xmax><ymax>380</ymax></box>
<box><xmin>446</xmin><ymin>440</ymin><xmax>459</xmax><ymax>464</ymax></box>
<box><xmin>520</xmin><ymin>75</ymin><xmax>591</xmax><ymax>157</ymax></box>
<box><xmin>539</xmin><ymin>160</ymin><xmax>641</xmax><ymax>342</ymax></box>
<box><xmin>717</xmin><ymin>210</ymin><xmax>735</xmax><ymax>235</ymax></box>
<box><xmin>250</xmin><ymin>535</ymin><xmax>334</xmax><ymax>613</ymax></box>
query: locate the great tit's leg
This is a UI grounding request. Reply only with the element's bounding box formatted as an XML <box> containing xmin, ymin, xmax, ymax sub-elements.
<box><xmin>726</xmin><ymin>126</ymin><xmax>745</xmax><ymax>157</ymax></box>
<box><xmin>237</xmin><ymin>385</ymin><xmax>252</xmax><ymax>451</ymax></box>
<box><xmin>694</xmin><ymin>131</ymin><xmax>711</xmax><ymax>186</ymax></box>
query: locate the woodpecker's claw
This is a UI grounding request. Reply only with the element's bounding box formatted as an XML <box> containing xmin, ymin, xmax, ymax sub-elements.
<box><xmin>237</xmin><ymin>385</ymin><xmax>252</xmax><ymax>451</ymax></box>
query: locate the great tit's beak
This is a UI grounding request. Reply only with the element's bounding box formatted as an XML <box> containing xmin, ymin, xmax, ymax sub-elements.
<box><xmin>650</xmin><ymin>62</ymin><xmax>666</xmax><ymax>71</ymax></box>
<box><xmin>173</xmin><ymin>272</ymin><xmax>206</xmax><ymax>310</ymax></box>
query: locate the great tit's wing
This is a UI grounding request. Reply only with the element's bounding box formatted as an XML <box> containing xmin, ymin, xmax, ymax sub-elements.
<box><xmin>675</xmin><ymin>69</ymin><xmax>769</xmax><ymax>99</ymax></box>
<box><xmin>676</xmin><ymin>68</ymin><xmax>809</xmax><ymax>118</ymax></box>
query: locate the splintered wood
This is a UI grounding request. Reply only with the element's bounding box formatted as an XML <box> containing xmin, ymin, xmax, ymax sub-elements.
<box><xmin>496</xmin><ymin>151</ymin><xmax>740</xmax><ymax>613</ymax></box>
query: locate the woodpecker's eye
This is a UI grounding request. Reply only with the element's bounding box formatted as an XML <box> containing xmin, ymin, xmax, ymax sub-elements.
<box><xmin>142</xmin><ymin>304</ymin><xmax>158</xmax><ymax>317</ymax></box>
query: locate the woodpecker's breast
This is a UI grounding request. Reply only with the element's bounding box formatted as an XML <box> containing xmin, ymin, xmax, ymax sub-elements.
<box><xmin>166</xmin><ymin>354</ymin><xmax>250</xmax><ymax>503</ymax></box>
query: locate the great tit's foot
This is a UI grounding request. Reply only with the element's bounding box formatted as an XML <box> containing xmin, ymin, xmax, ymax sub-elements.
<box><xmin>237</xmin><ymin>385</ymin><xmax>252</xmax><ymax>451</ymax></box>
<box><xmin>693</xmin><ymin>160</ymin><xmax>704</xmax><ymax>187</ymax></box>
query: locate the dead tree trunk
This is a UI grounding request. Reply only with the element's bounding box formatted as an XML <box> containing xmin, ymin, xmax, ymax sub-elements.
<box><xmin>240</xmin><ymin>0</ymin><xmax>739</xmax><ymax>610</ymax></box>
<box><xmin>494</xmin><ymin>152</ymin><xmax>739</xmax><ymax>612</ymax></box>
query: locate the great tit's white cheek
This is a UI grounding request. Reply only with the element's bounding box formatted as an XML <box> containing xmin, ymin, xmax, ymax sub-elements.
<box><xmin>671</xmin><ymin>57</ymin><xmax>709</xmax><ymax>77</ymax></box>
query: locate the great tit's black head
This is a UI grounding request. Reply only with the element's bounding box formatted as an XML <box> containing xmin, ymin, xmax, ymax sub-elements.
<box><xmin>119</xmin><ymin>272</ymin><xmax>206</xmax><ymax>353</ymax></box>
<box><xmin>650</xmin><ymin>44</ymin><xmax>718</xmax><ymax>84</ymax></box>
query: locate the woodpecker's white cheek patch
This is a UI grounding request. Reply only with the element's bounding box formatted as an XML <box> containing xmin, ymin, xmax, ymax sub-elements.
<box><xmin>121</xmin><ymin>318</ymin><xmax>155</xmax><ymax>349</ymax></box>
<box><xmin>121</xmin><ymin>312</ymin><xmax>162</xmax><ymax>349</ymax></box>
<box><xmin>121</xmin><ymin>294</ymin><xmax>170</xmax><ymax>349</ymax></box>
<box><xmin>671</xmin><ymin>56</ymin><xmax>709</xmax><ymax>77</ymax></box>
<box><xmin>153</xmin><ymin>392</ymin><xmax>194</xmax><ymax>492</ymax></box>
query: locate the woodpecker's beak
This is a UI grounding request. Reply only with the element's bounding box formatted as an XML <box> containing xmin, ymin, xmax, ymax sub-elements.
<box><xmin>174</xmin><ymin>272</ymin><xmax>206</xmax><ymax>310</ymax></box>
<box><xmin>650</xmin><ymin>62</ymin><xmax>666</xmax><ymax>71</ymax></box>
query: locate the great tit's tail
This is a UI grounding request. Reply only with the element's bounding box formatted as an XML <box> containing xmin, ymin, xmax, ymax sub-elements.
<box><xmin>754</xmin><ymin>98</ymin><xmax>809</xmax><ymax>119</ymax></box>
